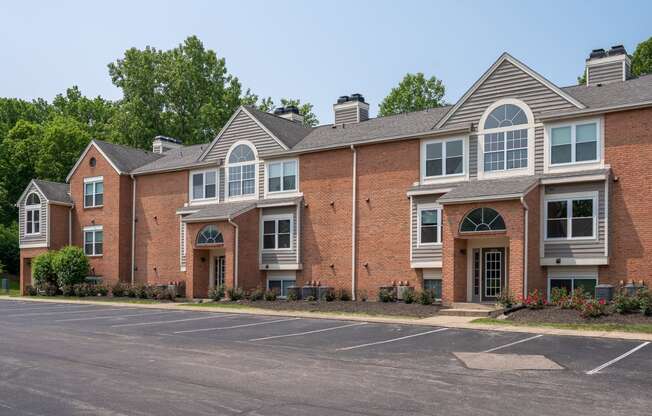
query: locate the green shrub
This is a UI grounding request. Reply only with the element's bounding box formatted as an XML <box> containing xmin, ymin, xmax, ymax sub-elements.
<box><xmin>38</xmin><ymin>282</ymin><xmax>59</xmax><ymax>296</ymax></box>
<box><xmin>96</xmin><ymin>285</ymin><xmax>109</xmax><ymax>296</ymax></box>
<box><xmin>61</xmin><ymin>284</ymin><xmax>75</xmax><ymax>296</ymax></box>
<box><xmin>111</xmin><ymin>282</ymin><xmax>127</xmax><ymax>297</ymax></box>
<box><xmin>323</xmin><ymin>290</ymin><xmax>336</xmax><ymax>302</ymax></box>
<box><xmin>417</xmin><ymin>290</ymin><xmax>433</xmax><ymax>305</ymax></box>
<box><xmin>264</xmin><ymin>290</ymin><xmax>277</xmax><ymax>301</ymax></box>
<box><xmin>579</xmin><ymin>298</ymin><xmax>608</xmax><ymax>318</ymax></box>
<box><xmin>32</xmin><ymin>251</ymin><xmax>58</xmax><ymax>286</ymax></box>
<box><xmin>226</xmin><ymin>286</ymin><xmax>245</xmax><ymax>301</ymax></box>
<box><xmin>337</xmin><ymin>289</ymin><xmax>351</xmax><ymax>301</ymax></box>
<box><xmin>614</xmin><ymin>294</ymin><xmax>640</xmax><ymax>314</ymax></box>
<box><xmin>52</xmin><ymin>246</ymin><xmax>89</xmax><ymax>288</ymax></box>
<box><xmin>208</xmin><ymin>285</ymin><xmax>225</xmax><ymax>301</ymax></box>
<box><xmin>25</xmin><ymin>285</ymin><xmax>38</xmax><ymax>296</ymax></box>
<box><xmin>249</xmin><ymin>288</ymin><xmax>264</xmax><ymax>301</ymax></box>
<box><xmin>403</xmin><ymin>290</ymin><xmax>415</xmax><ymax>304</ymax></box>
<box><xmin>155</xmin><ymin>287</ymin><xmax>175</xmax><ymax>301</ymax></box>
<box><xmin>497</xmin><ymin>291</ymin><xmax>516</xmax><ymax>308</ymax></box>
<box><xmin>639</xmin><ymin>291</ymin><xmax>652</xmax><ymax>316</ymax></box>
<box><xmin>73</xmin><ymin>283</ymin><xmax>88</xmax><ymax>297</ymax></box>
<box><xmin>378</xmin><ymin>288</ymin><xmax>395</xmax><ymax>303</ymax></box>
<box><xmin>125</xmin><ymin>285</ymin><xmax>138</xmax><ymax>298</ymax></box>
<box><xmin>550</xmin><ymin>287</ymin><xmax>569</xmax><ymax>306</ymax></box>
<box><xmin>286</xmin><ymin>289</ymin><xmax>298</xmax><ymax>301</ymax></box>
<box><xmin>304</xmin><ymin>295</ymin><xmax>317</xmax><ymax>302</ymax></box>
<box><xmin>523</xmin><ymin>289</ymin><xmax>546</xmax><ymax>309</ymax></box>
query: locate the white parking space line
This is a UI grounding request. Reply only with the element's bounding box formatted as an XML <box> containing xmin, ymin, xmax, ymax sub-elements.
<box><xmin>7</xmin><ymin>307</ymin><xmax>122</xmax><ymax>317</ymax></box>
<box><xmin>586</xmin><ymin>341</ymin><xmax>650</xmax><ymax>375</ymax></box>
<box><xmin>483</xmin><ymin>335</ymin><xmax>544</xmax><ymax>353</ymax></box>
<box><xmin>337</xmin><ymin>328</ymin><xmax>449</xmax><ymax>351</ymax></box>
<box><xmin>111</xmin><ymin>314</ymin><xmax>237</xmax><ymax>328</ymax></box>
<box><xmin>249</xmin><ymin>322</ymin><xmax>367</xmax><ymax>342</ymax></box>
<box><xmin>56</xmin><ymin>310</ymin><xmax>181</xmax><ymax>322</ymax></box>
<box><xmin>0</xmin><ymin>304</ymin><xmax>91</xmax><ymax>313</ymax></box>
<box><xmin>172</xmin><ymin>317</ymin><xmax>301</xmax><ymax>334</ymax></box>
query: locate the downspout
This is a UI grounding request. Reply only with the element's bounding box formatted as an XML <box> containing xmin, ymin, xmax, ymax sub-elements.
<box><xmin>130</xmin><ymin>174</ymin><xmax>137</xmax><ymax>286</ymax></box>
<box><xmin>350</xmin><ymin>145</ymin><xmax>357</xmax><ymax>300</ymax></box>
<box><xmin>520</xmin><ymin>195</ymin><xmax>529</xmax><ymax>299</ymax></box>
<box><xmin>228</xmin><ymin>218</ymin><xmax>239</xmax><ymax>288</ymax></box>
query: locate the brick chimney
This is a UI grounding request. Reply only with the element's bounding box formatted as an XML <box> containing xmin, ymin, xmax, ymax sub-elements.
<box><xmin>152</xmin><ymin>136</ymin><xmax>182</xmax><ymax>154</ymax></box>
<box><xmin>333</xmin><ymin>93</ymin><xmax>369</xmax><ymax>124</ymax></box>
<box><xmin>585</xmin><ymin>45</ymin><xmax>631</xmax><ymax>86</ymax></box>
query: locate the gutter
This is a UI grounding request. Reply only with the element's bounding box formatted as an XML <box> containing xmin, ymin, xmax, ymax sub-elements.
<box><xmin>350</xmin><ymin>144</ymin><xmax>357</xmax><ymax>301</ymax></box>
<box><xmin>538</xmin><ymin>100</ymin><xmax>652</xmax><ymax>122</ymax></box>
<box><xmin>228</xmin><ymin>218</ymin><xmax>239</xmax><ymax>288</ymax></box>
<box><xmin>130</xmin><ymin>174</ymin><xmax>137</xmax><ymax>286</ymax></box>
<box><xmin>519</xmin><ymin>194</ymin><xmax>529</xmax><ymax>300</ymax></box>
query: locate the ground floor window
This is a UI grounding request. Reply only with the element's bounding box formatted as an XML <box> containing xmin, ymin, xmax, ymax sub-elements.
<box><xmin>423</xmin><ymin>279</ymin><xmax>442</xmax><ymax>301</ymax></box>
<box><xmin>548</xmin><ymin>277</ymin><xmax>597</xmax><ymax>299</ymax></box>
<box><xmin>268</xmin><ymin>278</ymin><xmax>296</xmax><ymax>298</ymax></box>
<box><xmin>83</xmin><ymin>225</ymin><xmax>103</xmax><ymax>256</ymax></box>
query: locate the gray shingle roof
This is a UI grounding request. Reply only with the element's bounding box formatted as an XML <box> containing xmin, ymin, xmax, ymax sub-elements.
<box><xmin>33</xmin><ymin>179</ymin><xmax>71</xmax><ymax>204</ymax></box>
<box><xmin>132</xmin><ymin>144</ymin><xmax>210</xmax><ymax>174</ymax></box>
<box><xmin>182</xmin><ymin>201</ymin><xmax>257</xmax><ymax>222</ymax></box>
<box><xmin>437</xmin><ymin>176</ymin><xmax>539</xmax><ymax>204</ymax></box>
<box><xmin>93</xmin><ymin>140</ymin><xmax>162</xmax><ymax>173</ymax></box>
<box><xmin>560</xmin><ymin>74</ymin><xmax>652</xmax><ymax>110</ymax></box>
<box><xmin>290</xmin><ymin>106</ymin><xmax>454</xmax><ymax>151</ymax></box>
<box><xmin>407</xmin><ymin>182</ymin><xmax>458</xmax><ymax>195</ymax></box>
<box><xmin>256</xmin><ymin>196</ymin><xmax>303</xmax><ymax>208</ymax></box>
<box><xmin>245</xmin><ymin>106</ymin><xmax>312</xmax><ymax>148</ymax></box>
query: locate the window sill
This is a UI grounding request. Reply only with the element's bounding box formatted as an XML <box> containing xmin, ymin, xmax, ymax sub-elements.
<box><xmin>265</xmin><ymin>191</ymin><xmax>301</xmax><ymax>198</ymax></box>
<box><xmin>87</xmin><ymin>254</ymin><xmax>103</xmax><ymax>258</ymax></box>
<box><xmin>83</xmin><ymin>205</ymin><xmax>104</xmax><ymax>210</ymax></box>
<box><xmin>262</xmin><ymin>248</ymin><xmax>294</xmax><ymax>252</ymax></box>
<box><xmin>417</xmin><ymin>243</ymin><xmax>442</xmax><ymax>248</ymax></box>
<box><xmin>226</xmin><ymin>195</ymin><xmax>258</xmax><ymax>203</ymax></box>
<box><xmin>189</xmin><ymin>199</ymin><xmax>219</xmax><ymax>206</ymax></box>
<box><xmin>544</xmin><ymin>237</ymin><xmax>598</xmax><ymax>243</ymax></box>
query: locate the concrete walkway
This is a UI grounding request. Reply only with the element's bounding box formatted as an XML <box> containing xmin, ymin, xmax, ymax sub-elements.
<box><xmin>2</xmin><ymin>295</ymin><xmax>651</xmax><ymax>342</ymax></box>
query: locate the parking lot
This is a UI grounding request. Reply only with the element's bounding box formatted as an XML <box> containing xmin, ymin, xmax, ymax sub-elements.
<box><xmin>1</xmin><ymin>299</ymin><xmax>651</xmax><ymax>415</ymax></box>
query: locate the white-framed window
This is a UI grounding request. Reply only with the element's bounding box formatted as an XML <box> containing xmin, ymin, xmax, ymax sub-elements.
<box><xmin>83</xmin><ymin>225</ymin><xmax>103</xmax><ymax>256</ymax></box>
<box><xmin>262</xmin><ymin>215</ymin><xmax>292</xmax><ymax>250</ymax></box>
<box><xmin>266</xmin><ymin>159</ymin><xmax>298</xmax><ymax>194</ymax></box>
<box><xmin>421</xmin><ymin>137</ymin><xmax>465</xmax><ymax>180</ymax></box>
<box><xmin>423</xmin><ymin>269</ymin><xmax>442</xmax><ymax>301</ymax></box>
<box><xmin>190</xmin><ymin>169</ymin><xmax>218</xmax><ymax>202</ymax></box>
<box><xmin>549</xmin><ymin>120</ymin><xmax>600</xmax><ymax>166</ymax></box>
<box><xmin>548</xmin><ymin>276</ymin><xmax>597</xmax><ymax>300</ymax></box>
<box><xmin>417</xmin><ymin>204</ymin><xmax>442</xmax><ymax>245</ymax></box>
<box><xmin>481</xmin><ymin>104</ymin><xmax>530</xmax><ymax>172</ymax></box>
<box><xmin>226</xmin><ymin>142</ymin><xmax>257</xmax><ymax>199</ymax></box>
<box><xmin>25</xmin><ymin>192</ymin><xmax>41</xmax><ymax>235</ymax></box>
<box><xmin>545</xmin><ymin>193</ymin><xmax>598</xmax><ymax>240</ymax></box>
<box><xmin>83</xmin><ymin>176</ymin><xmax>104</xmax><ymax>208</ymax></box>
<box><xmin>267</xmin><ymin>271</ymin><xmax>296</xmax><ymax>298</ymax></box>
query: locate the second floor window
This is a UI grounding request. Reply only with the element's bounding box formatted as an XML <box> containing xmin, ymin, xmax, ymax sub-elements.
<box><xmin>191</xmin><ymin>170</ymin><xmax>217</xmax><ymax>201</ymax></box>
<box><xmin>546</xmin><ymin>196</ymin><xmax>596</xmax><ymax>240</ymax></box>
<box><xmin>84</xmin><ymin>225</ymin><xmax>103</xmax><ymax>256</ymax></box>
<box><xmin>550</xmin><ymin>121</ymin><xmax>599</xmax><ymax>165</ymax></box>
<box><xmin>418</xmin><ymin>205</ymin><xmax>442</xmax><ymax>245</ymax></box>
<box><xmin>268</xmin><ymin>160</ymin><xmax>297</xmax><ymax>193</ymax></box>
<box><xmin>25</xmin><ymin>192</ymin><xmax>41</xmax><ymax>235</ymax></box>
<box><xmin>227</xmin><ymin>143</ymin><xmax>256</xmax><ymax>198</ymax></box>
<box><xmin>84</xmin><ymin>177</ymin><xmax>103</xmax><ymax>208</ymax></box>
<box><xmin>424</xmin><ymin>139</ymin><xmax>464</xmax><ymax>178</ymax></box>
<box><xmin>482</xmin><ymin>104</ymin><xmax>529</xmax><ymax>172</ymax></box>
<box><xmin>263</xmin><ymin>217</ymin><xmax>292</xmax><ymax>250</ymax></box>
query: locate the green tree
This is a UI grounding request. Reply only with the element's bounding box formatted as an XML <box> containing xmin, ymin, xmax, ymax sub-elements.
<box><xmin>51</xmin><ymin>86</ymin><xmax>116</xmax><ymax>140</ymax></box>
<box><xmin>0</xmin><ymin>222</ymin><xmax>19</xmax><ymax>274</ymax></box>
<box><xmin>52</xmin><ymin>246</ymin><xmax>90</xmax><ymax>287</ymax></box>
<box><xmin>631</xmin><ymin>36</ymin><xmax>652</xmax><ymax>77</ymax></box>
<box><xmin>36</xmin><ymin>116</ymin><xmax>91</xmax><ymax>182</ymax></box>
<box><xmin>0</xmin><ymin>98</ymin><xmax>50</xmax><ymax>144</ymax></box>
<box><xmin>32</xmin><ymin>251</ymin><xmax>58</xmax><ymax>286</ymax></box>
<box><xmin>379</xmin><ymin>73</ymin><xmax>446</xmax><ymax>117</ymax></box>
<box><xmin>251</xmin><ymin>97</ymin><xmax>319</xmax><ymax>127</ymax></box>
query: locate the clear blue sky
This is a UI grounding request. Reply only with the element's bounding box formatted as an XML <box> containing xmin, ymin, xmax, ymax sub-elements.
<box><xmin>1</xmin><ymin>1</ymin><xmax>650</xmax><ymax>124</ymax></box>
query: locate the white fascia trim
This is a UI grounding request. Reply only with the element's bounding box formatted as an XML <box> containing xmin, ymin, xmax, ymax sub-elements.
<box><xmin>257</xmin><ymin>199</ymin><xmax>302</xmax><ymax>208</ymax></box>
<box><xmin>538</xmin><ymin>100</ymin><xmax>652</xmax><ymax>122</ymax></box>
<box><xmin>540</xmin><ymin>173</ymin><xmax>608</xmax><ymax>185</ymax></box>
<box><xmin>435</xmin><ymin>53</ymin><xmax>585</xmax><ymax>128</ymax></box>
<box><xmin>48</xmin><ymin>201</ymin><xmax>73</xmax><ymax>207</ymax></box>
<box><xmin>83</xmin><ymin>176</ymin><xmax>103</xmax><ymax>183</ymax></box>
<box><xmin>439</xmin><ymin>193</ymin><xmax>525</xmax><ymax>205</ymax></box>
<box><xmin>259</xmin><ymin>263</ymin><xmax>302</xmax><ymax>270</ymax></box>
<box><xmin>585</xmin><ymin>54</ymin><xmax>631</xmax><ymax>66</ymax></box>
<box><xmin>66</xmin><ymin>141</ymin><xmax>122</xmax><ymax>183</ymax></box>
<box><xmin>406</xmin><ymin>188</ymin><xmax>454</xmax><ymax>197</ymax></box>
<box><xmin>19</xmin><ymin>242</ymin><xmax>48</xmax><ymax>249</ymax></box>
<box><xmin>410</xmin><ymin>261</ymin><xmax>443</xmax><ymax>269</ymax></box>
<box><xmin>540</xmin><ymin>257</ymin><xmax>608</xmax><ymax>266</ymax></box>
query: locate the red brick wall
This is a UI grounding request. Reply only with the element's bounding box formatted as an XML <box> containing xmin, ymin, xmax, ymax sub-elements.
<box><xmin>134</xmin><ymin>170</ymin><xmax>187</xmax><ymax>285</ymax></box>
<box><xmin>525</xmin><ymin>188</ymin><xmax>545</xmax><ymax>295</ymax></box>
<box><xmin>49</xmin><ymin>204</ymin><xmax>70</xmax><ymax>249</ymax></box>
<box><xmin>233</xmin><ymin>208</ymin><xmax>265</xmax><ymax>290</ymax></box>
<box><xmin>69</xmin><ymin>145</ymin><xmax>128</xmax><ymax>284</ymax></box>
<box><xmin>603</xmin><ymin>108</ymin><xmax>652</xmax><ymax>286</ymax></box>
<box><xmin>19</xmin><ymin>247</ymin><xmax>47</xmax><ymax>293</ymax></box>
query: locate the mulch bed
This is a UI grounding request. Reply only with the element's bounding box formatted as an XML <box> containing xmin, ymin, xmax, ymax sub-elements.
<box><xmin>227</xmin><ymin>300</ymin><xmax>441</xmax><ymax>318</ymax></box>
<box><xmin>506</xmin><ymin>306</ymin><xmax>652</xmax><ymax>325</ymax></box>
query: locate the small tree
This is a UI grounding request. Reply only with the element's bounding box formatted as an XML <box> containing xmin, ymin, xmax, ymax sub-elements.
<box><xmin>32</xmin><ymin>251</ymin><xmax>58</xmax><ymax>285</ymax></box>
<box><xmin>52</xmin><ymin>246</ymin><xmax>89</xmax><ymax>287</ymax></box>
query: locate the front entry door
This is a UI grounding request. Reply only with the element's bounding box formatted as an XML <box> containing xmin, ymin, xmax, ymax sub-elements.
<box><xmin>213</xmin><ymin>255</ymin><xmax>225</xmax><ymax>287</ymax></box>
<box><xmin>481</xmin><ymin>248</ymin><xmax>505</xmax><ymax>302</ymax></box>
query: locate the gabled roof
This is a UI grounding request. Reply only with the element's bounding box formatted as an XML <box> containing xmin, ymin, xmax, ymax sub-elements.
<box><xmin>437</xmin><ymin>176</ymin><xmax>539</xmax><ymax>204</ymax></box>
<box><xmin>17</xmin><ymin>179</ymin><xmax>72</xmax><ymax>206</ymax></box>
<box><xmin>245</xmin><ymin>106</ymin><xmax>312</xmax><ymax>148</ymax></box>
<box><xmin>435</xmin><ymin>53</ymin><xmax>586</xmax><ymax>128</ymax></box>
<box><xmin>66</xmin><ymin>140</ymin><xmax>162</xmax><ymax>182</ymax></box>
<box><xmin>182</xmin><ymin>201</ymin><xmax>257</xmax><ymax>222</ymax></box>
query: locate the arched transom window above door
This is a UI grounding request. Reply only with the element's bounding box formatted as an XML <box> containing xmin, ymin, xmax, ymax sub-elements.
<box><xmin>196</xmin><ymin>225</ymin><xmax>224</xmax><ymax>245</ymax></box>
<box><xmin>480</xmin><ymin>100</ymin><xmax>533</xmax><ymax>174</ymax></box>
<box><xmin>226</xmin><ymin>142</ymin><xmax>257</xmax><ymax>199</ymax></box>
<box><xmin>460</xmin><ymin>208</ymin><xmax>506</xmax><ymax>233</ymax></box>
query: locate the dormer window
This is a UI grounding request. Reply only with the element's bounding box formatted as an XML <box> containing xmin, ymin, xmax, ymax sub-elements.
<box><xmin>482</xmin><ymin>103</ymin><xmax>530</xmax><ymax>172</ymax></box>
<box><xmin>25</xmin><ymin>192</ymin><xmax>41</xmax><ymax>235</ymax></box>
<box><xmin>226</xmin><ymin>142</ymin><xmax>257</xmax><ymax>199</ymax></box>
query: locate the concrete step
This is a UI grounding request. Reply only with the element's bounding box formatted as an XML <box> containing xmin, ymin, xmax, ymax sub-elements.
<box><xmin>451</xmin><ymin>302</ymin><xmax>497</xmax><ymax>311</ymax></box>
<box><xmin>440</xmin><ymin>304</ymin><xmax>503</xmax><ymax>318</ymax></box>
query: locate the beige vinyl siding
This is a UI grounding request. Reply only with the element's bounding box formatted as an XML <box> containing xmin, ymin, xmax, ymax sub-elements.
<box><xmin>468</xmin><ymin>135</ymin><xmax>478</xmax><ymax>178</ymax></box>
<box><xmin>443</xmin><ymin>60</ymin><xmax>576</xmax><ymax>127</ymax></box>
<box><xmin>411</xmin><ymin>195</ymin><xmax>443</xmax><ymax>264</ymax></box>
<box><xmin>260</xmin><ymin>205</ymin><xmax>299</xmax><ymax>266</ymax></box>
<box><xmin>543</xmin><ymin>181</ymin><xmax>606</xmax><ymax>258</ymax></box>
<box><xmin>334</xmin><ymin>106</ymin><xmax>359</xmax><ymax>124</ymax></box>
<box><xmin>588</xmin><ymin>61</ymin><xmax>624</xmax><ymax>85</ymax></box>
<box><xmin>534</xmin><ymin>126</ymin><xmax>545</xmax><ymax>174</ymax></box>
<box><xmin>18</xmin><ymin>183</ymin><xmax>48</xmax><ymax>247</ymax></box>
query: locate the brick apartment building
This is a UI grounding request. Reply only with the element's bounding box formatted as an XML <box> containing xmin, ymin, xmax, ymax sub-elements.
<box><xmin>17</xmin><ymin>46</ymin><xmax>652</xmax><ymax>304</ymax></box>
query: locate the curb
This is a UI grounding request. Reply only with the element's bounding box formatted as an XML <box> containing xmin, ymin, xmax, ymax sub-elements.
<box><xmin>2</xmin><ymin>296</ymin><xmax>651</xmax><ymax>342</ymax></box>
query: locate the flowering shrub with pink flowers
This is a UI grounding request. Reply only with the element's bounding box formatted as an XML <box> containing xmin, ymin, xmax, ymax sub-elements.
<box><xmin>579</xmin><ymin>298</ymin><xmax>608</xmax><ymax>318</ymax></box>
<box><xmin>521</xmin><ymin>289</ymin><xmax>547</xmax><ymax>310</ymax></box>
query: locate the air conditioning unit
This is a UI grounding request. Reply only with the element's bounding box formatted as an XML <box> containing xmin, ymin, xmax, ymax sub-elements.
<box><xmin>396</xmin><ymin>285</ymin><xmax>413</xmax><ymax>301</ymax></box>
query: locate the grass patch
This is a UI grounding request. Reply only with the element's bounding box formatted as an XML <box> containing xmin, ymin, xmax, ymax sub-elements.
<box><xmin>8</xmin><ymin>279</ymin><xmax>20</xmax><ymax>296</ymax></box>
<box><xmin>472</xmin><ymin>318</ymin><xmax>652</xmax><ymax>334</ymax></box>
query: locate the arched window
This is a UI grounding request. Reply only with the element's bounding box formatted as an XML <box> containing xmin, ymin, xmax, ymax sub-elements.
<box><xmin>226</xmin><ymin>142</ymin><xmax>257</xmax><ymax>198</ymax></box>
<box><xmin>460</xmin><ymin>208</ymin><xmax>506</xmax><ymax>232</ymax></box>
<box><xmin>196</xmin><ymin>225</ymin><xmax>224</xmax><ymax>245</ymax></box>
<box><xmin>25</xmin><ymin>192</ymin><xmax>41</xmax><ymax>235</ymax></box>
<box><xmin>481</xmin><ymin>102</ymin><xmax>531</xmax><ymax>173</ymax></box>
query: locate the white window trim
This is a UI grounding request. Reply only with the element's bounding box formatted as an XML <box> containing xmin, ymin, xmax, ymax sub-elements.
<box><xmin>83</xmin><ymin>176</ymin><xmax>104</xmax><ymax>208</ymax></box>
<box><xmin>261</xmin><ymin>214</ymin><xmax>293</xmax><ymax>252</ymax></box>
<box><xmin>264</xmin><ymin>158</ymin><xmax>300</xmax><ymax>197</ymax></box>
<box><xmin>25</xmin><ymin>195</ymin><xmax>41</xmax><ymax>236</ymax></box>
<box><xmin>83</xmin><ymin>225</ymin><xmax>103</xmax><ymax>257</ymax></box>
<box><xmin>547</xmin><ymin>275</ymin><xmax>598</xmax><ymax>301</ymax></box>
<box><xmin>266</xmin><ymin>275</ymin><xmax>297</xmax><ymax>299</ymax></box>
<box><xmin>225</xmin><ymin>140</ymin><xmax>259</xmax><ymax>202</ymax></box>
<box><xmin>477</xmin><ymin>98</ymin><xmax>536</xmax><ymax>180</ymax></box>
<box><xmin>544</xmin><ymin>117</ymin><xmax>604</xmax><ymax>173</ymax></box>
<box><xmin>544</xmin><ymin>191</ymin><xmax>598</xmax><ymax>242</ymax></box>
<box><xmin>189</xmin><ymin>168</ymin><xmax>219</xmax><ymax>205</ymax></box>
<box><xmin>417</xmin><ymin>203</ymin><xmax>442</xmax><ymax>247</ymax></box>
<box><xmin>420</xmin><ymin>136</ymin><xmax>469</xmax><ymax>184</ymax></box>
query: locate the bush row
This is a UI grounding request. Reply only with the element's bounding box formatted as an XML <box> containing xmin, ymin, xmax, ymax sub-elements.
<box><xmin>378</xmin><ymin>288</ymin><xmax>438</xmax><ymax>305</ymax></box>
<box><xmin>25</xmin><ymin>281</ymin><xmax>177</xmax><ymax>301</ymax></box>
<box><xmin>32</xmin><ymin>246</ymin><xmax>89</xmax><ymax>289</ymax></box>
<box><xmin>207</xmin><ymin>286</ymin><xmax>354</xmax><ymax>302</ymax></box>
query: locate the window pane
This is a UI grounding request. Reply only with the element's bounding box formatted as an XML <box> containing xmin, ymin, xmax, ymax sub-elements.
<box><xmin>576</xmin><ymin>123</ymin><xmax>596</xmax><ymax>143</ymax></box>
<box><xmin>421</xmin><ymin>209</ymin><xmax>437</xmax><ymax>226</ymax></box>
<box><xmin>551</xmin><ymin>126</ymin><xmax>571</xmax><ymax>146</ymax></box>
<box><xmin>547</xmin><ymin>201</ymin><xmax>568</xmax><ymax>219</ymax></box>
<box><xmin>283</xmin><ymin>161</ymin><xmax>296</xmax><ymax>177</ymax></box>
<box><xmin>421</xmin><ymin>226</ymin><xmax>437</xmax><ymax>244</ymax></box>
<box><xmin>268</xmin><ymin>177</ymin><xmax>281</xmax><ymax>192</ymax></box>
<box><xmin>278</xmin><ymin>234</ymin><xmax>291</xmax><ymax>248</ymax></box>
<box><xmin>550</xmin><ymin>279</ymin><xmax>573</xmax><ymax>293</ymax></box>
<box><xmin>95</xmin><ymin>182</ymin><xmax>103</xmax><ymax>195</ymax></box>
<box><xmin>204</xmin><ymin>171</ymin><xmax>216</xmax><ymax>198</ymax></box>
<box><xmin>576</xmin><ymin>141</ymin><xmax>597</xmax><ymax>162</ymax></box>
<box><xmin>424</xmin><ymin>279</ymin><xmax>442</xmax><ymax>299</ymax></box>
<box><xmin>446</xmin><ymin>140</ymin><xmax>463</xmax><ymax>157</ymax></box>
<box><xmin>95</xmin><ymin>193</ymin><xmax>103</xmax><ymax>206</ymax></box>
<box><xmin>263</xmin><ymin>220</ymin><xmax>276</xmax><ymax>234</ymax></box>
<box><xmin>426</xmin><ymin>142</ymin><xmax>442</xmax><ymax>159</ymax></box>
<box><xmin>551</xmin><ymin>144</ymin><xmax>572</xmax><ymax>164</ymax></box>
<box><xmin>446</xmin><ymin>156</ymin><xmax>463</xmax><ymax>175</ymax></box>
<box><xmin>263</xmin><ymin>235</ymin><xmax>276</xmax><ymax>249</ymax></box>
<box><xmin>278</xmin><ymin>219</ymin><xmax>291</xmax><ymax>234</ymax></box>
<box><xmin>426</xmin><ymin>159</ymin><xmax>442</xmax><ymax>176</ymax></box>
<box><xmin>84</xmin><ymin>183</ymin><xmax>93</xmax><ymax>197</ymax></box>
<box><xmin>242</xmin><ymin>179</ymin><xmax>255</xmax><ymax>195</ymax></box>
<box><xmin>85</xmin><ymin>243</ymin><xmax>93</xmax><ymax>255</ymax></box>
<box><xmin>229</xmin><ymin>166</ymin><xmax>241</xmax><ymax>181</ymax></box>
<box><xmin>269</xmin><ymin>280</ymin><xmax>282</xmax><ymax>293</ymax></box>
<box><xmin>192</xmin><ymin>174</ymin><xmax>204</xmax><ymax>199</ymax></box>
<box><xmin>95</xmin><ymin>242</ymin><xmax>103</xmax><ymax>255</ymax></box>
<box><xmin>269</xmin><ymin>163</ymin><xmax>281</xmax><ymax>178</ymax></box>
<box><xmin>85</xmin><ymin>195</ymin><xmax>93</xmax><ymax>207</ymax></box>
<box><xmin>572</xmin><ymin>199</ymin><xmax>593</xmax><ymax>217</ymax></box>
<box><xmin>547</xmin><ymin>219</ymin><xmax>567</xmax><ymax>238</ymax></box>
<box><xmin>283</xmin><ymin>175</ymin><xmax>296</xmax><ymax>191</ymax></box>
<box><xmin>574</xmin><ymin>279</ymin><xmax>596</xmax><ymax>297</ymax></box>
<box><xmin>229</xmin><ymin>182</ymin><xmax>241</xmax><ymax>196</ymax></box>
<box><xmin>95</xmin><ymin>231</ymin><xmax>103</xmax><ymax>243</ymax></box>
<box><xmin>572</xmin><ymin>218</ymin><xmax>593</xmax><ymax>237</ymax></box>
<box><xmin>281</xmin><ymin>280</ymin><xmax>296</xmax><ymax>297</ymax></box>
